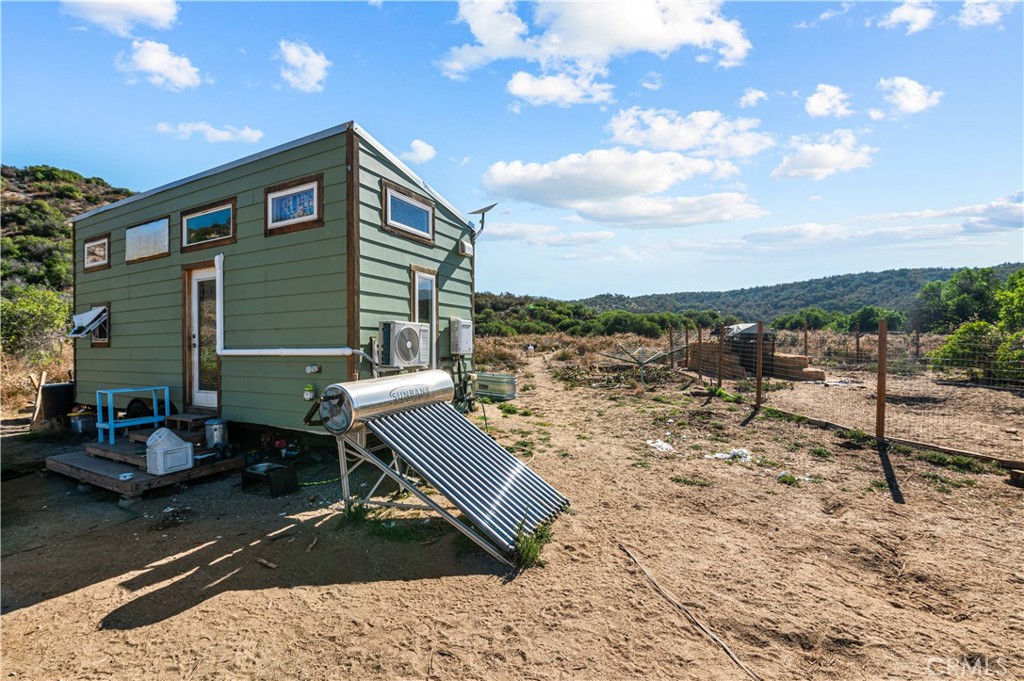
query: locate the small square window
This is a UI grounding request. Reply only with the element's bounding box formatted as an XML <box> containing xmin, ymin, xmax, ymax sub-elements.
<box><xmin>181</xmin><ymin>199</ymin><xmax>236</xmax><ymax>253</ymax></box>
<box><xmin>125</xmin><ymin>217</ymin><xmax>169</xmax><ymax>263</ymax></box>
<box><xmin>383</xmin><ymin>182</ymin><xmax>434</xmax><ymax>242</ymax></box>
<box><xmin>83</xmin><ymin>234</ymin><xmax>110</xmax><ymax>271</ymax></box>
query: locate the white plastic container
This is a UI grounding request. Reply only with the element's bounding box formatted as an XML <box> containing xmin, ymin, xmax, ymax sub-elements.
<box><xmin>146</xmin><ymin>428</ymin><xmax>194</xmax><ymax>475</ymax></box>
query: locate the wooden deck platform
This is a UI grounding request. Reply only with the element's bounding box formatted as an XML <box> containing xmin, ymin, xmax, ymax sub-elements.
<box><xmin>84</xmin><ymin>438</ymin><xmax>213</xmax><ymax>469</ymax></box>
<box><xmin>46</xmin><ymin>451</ymin><xmax>243</xmax><ymax>501</ymax></box>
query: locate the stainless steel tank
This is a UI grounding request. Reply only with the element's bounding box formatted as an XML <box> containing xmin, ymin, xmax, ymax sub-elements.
<box><xmin>319</xmin><ymin>370</ymin><xmax>455</xmax><ymax>434</ymax></box>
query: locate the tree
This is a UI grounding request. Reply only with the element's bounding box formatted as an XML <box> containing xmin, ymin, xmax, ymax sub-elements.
<box><xmin>913</xmin><ymin>268</ymin><xmax>1001</xmax><ymax>332</ymax></box>
<box><xmin>0</xmin><ymin>286</ymin><xmax>71</xmax><ymax>357</ymax></box>
<box><xmin>996</xmin><ymin>269</ymin><xmax>1024</xmax><ymax>332</ymax></box>
<box><xmin>928</xmin><ymin>321</ymin><xmax>1002</xmax><ymax>382</ymax></box>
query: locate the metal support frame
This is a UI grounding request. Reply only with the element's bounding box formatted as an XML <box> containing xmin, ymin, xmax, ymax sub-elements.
<box><xmin>335</xmin><ymin>434</ymin><xmax>513</xmax><ymax>566</ymax></box>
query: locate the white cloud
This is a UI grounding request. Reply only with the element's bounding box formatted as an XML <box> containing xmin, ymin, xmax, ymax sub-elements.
<box><xmin>956</xmin><ymin>1</ymin><xmax>1016</xmax><ymax>27</ymax></box>
<box><xmin>60</xmin><ymin>1</ymin><xmax>178</xmax><ymax>37</ymax></box>
<box><xmin>155</xmin><ymin>122</ymin><xmax>264</xmax><ymax>143</ymax></box>
<box><xmin>879</xmin><ymin>2</ymin><xmax>937</xmax><ymax>35</ymax></box>
<box><xmin>115</xmin><ymin>40</ymin><xmax>200</xmax><ymax>92</ymax></box>
<box><xmin>570</xmin><ymin>193</ymin><xmax>767</xmax><ymax>227</ymax></box>
<box><xmin>482</xmin><ymin>223</ymin><xmax>616</xmax><ymax>247</ymax></box>
<box><xmin>441</xmin><ymin>1</ymin><xmax>751</xmax><ymax>106</ymax></box>
<box><xmin>277</xmin><ymin>39</ymin><xmax>331</xmax><ymax>93</ymax></box>
<box><xmin>795</xmin><ymin>2</ymin><xmax>853</xmax><ymax>29</ymax></box>
<box><xmin>772</xmin><ymin>129</ymin><xmax>877</xmax><ymax>180</ymax></box>
<box><xmin>862</xmin><ymin>191</ymin><xmax>1023</xmax><ymax>233</ymax></box>
<box><xmin>399</xmin><ymin>139</ymin><xmax>437</xmax><ymax>164</ymax></box>
<box><xmin>805</xmin><ymin>84</ymin><xmax>854</xmax><ymax>118</ymax></box>
<box><xmin>483</xmin><ymin>146</ymin><xmax>765</xmax><ymax>227</ymax></box>
<box><xmin>738</xmin><ymin>88</ymin><xmax>768</xmax><ymax>108</ymax></box>
<box><xmin>484</xmin><ymin>148</ymin><xmax>733</xmax><ymax>207</ymax></box>
<box><xmin>608</xmin><ymin>107</ymin><xmax>775</xmax><ymax>158</ymax></box>
<box><xmin>878</xmin><ymin>76</ymin><xmax>943</xmax><ymax>115</ymax></box>
<box><xmin>868</xmin><ymin>109</ymin><xmax>887</xmax><ymax>121</ymax></box>
<box><xmin>640</xmin><ymin>71</ymin><xmax>663</xmax><ymax>91</ymax></box>
<box><xmin>507</xmin><ymin>70</ymin><xmax>614</xmax><ymax>107</ymax></box>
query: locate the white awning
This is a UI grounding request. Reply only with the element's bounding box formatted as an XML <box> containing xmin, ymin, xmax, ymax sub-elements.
<box><xmin>68</xmin><ymin>306</ymin><xmax>107</xmax><ymax>338</ymax></box>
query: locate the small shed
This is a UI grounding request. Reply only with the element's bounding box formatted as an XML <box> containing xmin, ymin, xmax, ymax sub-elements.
<box><xmin>71</xmin><ymin>122</ymin><xmax>476</xmax><ymax>434</ymax></box>
<box><xmin>720</xmin><ymin>323</ymin><xmax>776</xmax><ymax>376</ymax></box>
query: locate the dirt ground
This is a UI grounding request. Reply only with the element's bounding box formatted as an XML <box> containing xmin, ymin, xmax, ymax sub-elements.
<box><xmin>753</xmin><ymin>370</ymin><xmax>1024</xmax><ymax>458</ymax></box>
<box><xmin>2</xmin><ymin>354</ymin><xmax>1022</xmax><ymax>680</ymax></box>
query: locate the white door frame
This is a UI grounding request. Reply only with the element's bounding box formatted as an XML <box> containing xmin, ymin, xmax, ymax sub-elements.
<box><xmin>190</xmin><ymin>268</ymin><xmax>218</xmax><ymax>408</ymax></box>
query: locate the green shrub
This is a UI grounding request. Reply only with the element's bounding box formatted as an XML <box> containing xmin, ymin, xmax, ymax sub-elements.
<box><xmin>0</xmin><ymin>286</ymin><xmax>71</xmax><ymax>357</ymax></box>
<box><xmin>514</xmin><ymin>518</ymin><xmax>552</xmax><ymax>569</ymax></box>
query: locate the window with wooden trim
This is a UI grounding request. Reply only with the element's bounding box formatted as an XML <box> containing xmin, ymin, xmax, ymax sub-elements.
<box><xmin>383</xmin><ymin>182</ymin><xmax>434</xmax><ymax>242</ymax></box>
<box><xmin>265</xmin><ymin>175</ymin><xmax>323</xmax><ymax>236</ymax></box>
<box><xmin>91</xmin><ymin>302</ymin><xmax>110</xmax><ymax>347</ymax></box>
<box><xmin>69</xmin><ymin>304</ymin><xmax>110</xmax><ymax>347</ymax></box>
<box><xmin>125</xmin><ymin>217</ymin><xmax>169</xmax><ymax>263</ymax></box>
<box><xmin>181</xmin><ymin>199</ymin><xmax>236</xmax><ymax>252</ymax></box>
<box><xmin>83</xmin><ymin>234</ymin><xmax>110</xmax><ymax>271</ymax></box>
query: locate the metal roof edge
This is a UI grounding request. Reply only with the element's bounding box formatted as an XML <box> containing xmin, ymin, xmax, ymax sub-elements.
<box><xmin>72</xmin><ymin>122</ymin><xmax>354</xmax><ymax>222</ymax></box>
<box><xmin>350</xmin><ymin>123</ymin><xmax>470</xmax><ymax>227</ymax></box>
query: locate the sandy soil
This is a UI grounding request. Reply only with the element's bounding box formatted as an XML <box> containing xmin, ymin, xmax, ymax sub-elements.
<box><xmin>2</xmin><ymin>355</ymin><xmax>1022</xmax><ymax>680</ymax></box>
<box><xmin>756</xmin><ymin>370</ymin><xmax>1024</xmax><ymax>458</ymax></box>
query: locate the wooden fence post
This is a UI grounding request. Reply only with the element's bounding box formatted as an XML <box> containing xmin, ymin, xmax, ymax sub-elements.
<box><xmin>669</xmin><ymin>325</ymin><xmax>676</xmax><ymax>369</ymax></box>
<box><xmin>716</xmin><ymin>324</ymin><xmax>724</xmax><ymax>389</ymax></box>
<box><xmin>914</xmin><ymin>324</ymin><xmax>921</xmax><ymax>359</ymax></box>
<box><xmin>755</xmin><ymin>321</ymin><xmax>764</xmax><ymax>407</ymax></box>
<box><xmin>684</xmin><ymin>325</ymin><xmax>690</xmax><ymax>369</ymax></box>
<box><xmin>803</xmin><ymin>321</ymin><xmax>809</xmax><ymax>358</ymax></box>
<box><xmin>696</xmin><ymin>327</ymin><xmax>703</xmax><ymax>378</ymax></box>
<box><xmin>855</xmin><ymin>323</ymin><xmax>861</xmax><ymax>363</ymax></box>
<box><xmin>876</xmin><ymin>319</ymin><xmax>887</xmax><ymax>440</ymax></box>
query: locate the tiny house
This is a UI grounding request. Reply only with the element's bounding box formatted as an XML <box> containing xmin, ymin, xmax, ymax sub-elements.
<box><xmin>71</xmin><ymin>122</ymin><xmax>475</xmax><ymax>433</ymax></box>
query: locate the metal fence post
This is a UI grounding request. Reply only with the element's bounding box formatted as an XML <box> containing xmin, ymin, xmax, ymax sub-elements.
<box><xmin>876</xmin><ymin>318</ymin><xmax>887</xmax><ymax>440</ymax></box>
<box><xmin>755</xmin><ymin>321</ymin><xmax>764</xmax><ymax>407</ymax></box>
<box><xmin>716</xmin><ymin>324</ymin><xmax>724</xmax><ymax>389</ymax></box>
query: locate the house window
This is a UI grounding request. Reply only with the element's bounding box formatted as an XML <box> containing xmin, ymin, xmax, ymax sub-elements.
<box><xmin>68</xmin><ymin>304</ymin><xmax>110</xmax><ymax>347</ymax></box>
<box><xmin>125</xmin><ymin>217</ymin><xmax>169</xmax><ymax>263</ymax></box>
<box><xmin>181</xmin><ymin>199</ymin><xmax>236</xmax><ymax>252</ymax></box>
<box><xmin>83</xmin><ymin>234</ymin><xmax>110</xmax><ymax>271</ymax></box>
<box><xmin>265</xmin><ymin>174</ymin><xmax>323</xmax><ymax>236</ymax></box>
<box><xmin>384</xmin><ymin>182</ymin><xmax>434</xmax><ymax>241</ymax></box>
<box><xmin>413</xmin><ymin>269</ymin><xmax>437</xmax><ymax>368</ymax></box>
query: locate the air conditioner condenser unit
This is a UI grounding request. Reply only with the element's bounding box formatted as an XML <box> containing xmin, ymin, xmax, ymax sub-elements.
<box><xmin>378</xmin><ymin>320</ymin><xmax>431</xmax><ymax>369</ymax></box>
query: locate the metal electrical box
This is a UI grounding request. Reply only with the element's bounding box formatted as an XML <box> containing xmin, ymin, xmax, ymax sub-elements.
<box><xmin>450</xmin><ymin>317</ymin><xmax>473</xmax><ymax>356</ymax></box>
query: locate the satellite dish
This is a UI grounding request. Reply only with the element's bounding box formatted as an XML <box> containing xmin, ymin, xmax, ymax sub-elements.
<box><xmin>395</xmin><ymin>326</ymin><xmax>421</xmax><ymax>364</ymax></box>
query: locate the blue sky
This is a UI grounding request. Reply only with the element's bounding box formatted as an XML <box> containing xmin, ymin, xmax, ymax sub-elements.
<box><xmin>3</xmin><ymin>1</ymin><xmax>1022</xmax><ymax>299</ymax></box>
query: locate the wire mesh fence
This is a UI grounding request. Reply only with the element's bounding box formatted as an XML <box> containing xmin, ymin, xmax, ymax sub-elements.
<box><xmin>682</xmin><ymin>323</ymin><xmax>1024</xmax><ymax>459</ymax></box>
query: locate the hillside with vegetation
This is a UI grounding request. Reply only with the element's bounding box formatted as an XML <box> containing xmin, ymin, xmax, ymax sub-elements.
<box><xmin>1</xmin><ymin>165</ymin><xmax>133</xmax><ymax>403</ymax></box>
<box><xmin>578</xmin><ymin>264</ymin><xmax>1023</xmax><ymax>323</ymax></box>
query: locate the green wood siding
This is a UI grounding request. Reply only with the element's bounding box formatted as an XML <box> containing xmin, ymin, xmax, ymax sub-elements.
<box><xmin>355</xmin><ymin>138</ymin><xmax>474</xmax><ymax>376</ymax></box>
<box><xmin>74</xmin><ymin>133</ymin><xmax>349</xmax><ymax>430</ymax></box>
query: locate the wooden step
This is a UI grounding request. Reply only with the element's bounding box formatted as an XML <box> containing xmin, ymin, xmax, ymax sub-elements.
<box><xmin>47</xmin><ymin>450</ymin><xmax>244</xmax><ymax>499</ymax></box>
<box><xmin>85</xmin><ymin>439</ymin><xmax>213</xmax><ymax>469</ymax></box>
<box><xmin>165</xmin><ymin>413</ymin><xmax>211</xmax><ymax>432</ymax></box>
<box><xmin>128</xmin><ymin>427</ymin><xmax>205</xmax><ymax>445</ymax></box>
